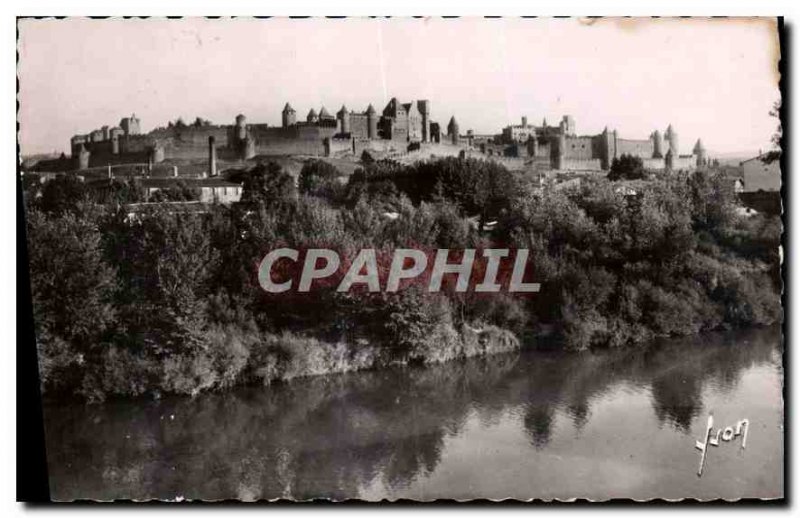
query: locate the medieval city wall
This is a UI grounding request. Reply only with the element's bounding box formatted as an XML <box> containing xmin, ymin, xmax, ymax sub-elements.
<box><xmin>673</xmin><ymin>155</ymin><xmax>697</xmax><ymax>171</ymax></box>
<box><xmin>616</xmin><ymin>138</ymin><xmax>655</xmax><ymax>159</ymax></box>
<box><xmin>529</xmin><ymin>156</ymin><xmax>552</xmax><ymax>171</ymax></box>
<box><xmin>349</xmin><ymin>114</ymin><xmax>370</xmax><ymax>139</ymax></box>
<box><xmin>254</xmin><ymin>139</ymin><xmax>327</xmax><ymax>156</ymax></box>
<box><xmin>149</xmin><ymin>125</ymin><xmax>230</xmax><ymax>147</ymax></box>
<box><xmin>245</xmin><ymin>124</ymin><xmax>337</xmax><ymax>156</ymax></box>
<box><xmin>563</xmin><ymin>136</ymin><xmax>595</xmax><ymax>160</ymax></box>
<box><xmin>538</xmin><ymin>142</ymin><xmax>552</xmax><ymax>160</ymax></box>
<box><xmin>156</xmin><ymin>126</ymin><xmax>230</xmax><ymax>161</ymax></box>
<box><xmin>641</xmin><ymin>158</ymin><xmax>666</xmax><ymax>170</ymax></box>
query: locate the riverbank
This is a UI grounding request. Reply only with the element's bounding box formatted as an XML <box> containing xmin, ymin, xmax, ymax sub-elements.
<box><xmin>41</xmin><ymin>320</ymin><xmax>519</xmax><ymax>401</ymax></box>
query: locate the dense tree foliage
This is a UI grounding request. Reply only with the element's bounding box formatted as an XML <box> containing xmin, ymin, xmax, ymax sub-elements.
<box><xmin>22</xmin><ymin>157</ymin><xmax>782</xmax><ymax>400</ymax></box>
<box><xmin>298</xmin><ymin>159</ymin><xmax>344</xmax><ymax>199</ymax></box>
<box><xmin>608</xmin><ymin>154</ymin><xmax>646</xmax><ymax>181</ymax></box>
<box><xmin>233</xmin><ymin>162</ymin><xmax>297</xmax><ymax>207</ymax></box>
<box><xmin>148</xmin><ymin>181</ymin><xmax>201</xmax><ymax>203</ymax></box>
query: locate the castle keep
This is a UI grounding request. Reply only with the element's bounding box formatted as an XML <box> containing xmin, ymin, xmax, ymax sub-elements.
<box><xmin>67</xmin><ymin>98</ymin><xmax>455</xmax><ymax>170</ymax></box>
<box><xmin>499</xmin><ymin>116</ymin><xmax>708</xmax><ymax>171</ymax></box>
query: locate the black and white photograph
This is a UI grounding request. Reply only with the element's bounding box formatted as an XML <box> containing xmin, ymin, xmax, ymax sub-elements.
<box><xmin>15</xmin><ymin>15</ymin><xmax>785</xmax><ymax>503</ymax></box>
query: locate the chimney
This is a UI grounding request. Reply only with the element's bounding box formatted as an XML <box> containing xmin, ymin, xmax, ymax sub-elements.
<box><xmin>208</xmin><ymin>135</ymin><xmax>217</xmax><ymax>177</ymax></box>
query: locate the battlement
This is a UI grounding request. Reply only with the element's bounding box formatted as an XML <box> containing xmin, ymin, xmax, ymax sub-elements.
<box><xmin>499</xmin><ymin>115</ymin><xmax>704</xmax><ymax>172</ymax></box>
<box><xmin>68</xmin><ymin>98</ymin><xmax>450</xmax><ymax>168</ymax></box>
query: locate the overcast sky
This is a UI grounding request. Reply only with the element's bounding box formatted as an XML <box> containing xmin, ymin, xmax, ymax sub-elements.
<box><xmin>18</xmin><ymin>17</ymin><xmax>780</xmax><ymax>156</ymax></box>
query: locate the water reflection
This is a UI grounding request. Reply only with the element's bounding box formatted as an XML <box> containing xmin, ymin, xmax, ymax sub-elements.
<box><xmin>43</xmin><ymin>326</ymin><xmax>782</xmax><ymax>501</ymax></box>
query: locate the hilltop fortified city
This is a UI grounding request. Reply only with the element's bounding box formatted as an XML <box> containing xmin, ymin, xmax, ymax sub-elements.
<box><xmin>63</xmin><ymin>101</ymin><xmax>707</xmax><ymax>173</ymax></box>
<box><xmin>18</xmin><ymin>17</ymin><xmax>783</xmax><ymax>504</ymax></box>
<box><xmin>24</xmin><ymin>95</ymin><xmax>722</xmax><ymax>208</ymax></box>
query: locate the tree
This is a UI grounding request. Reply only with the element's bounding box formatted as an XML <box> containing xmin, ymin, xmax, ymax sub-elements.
<box><xmin>102</xmin><ymin>207</ymin><xmax>219</xmax><ymax>355</ymax></box>
<box><xmin>26</xmin><ymin>209</ymin><xmax>117</xmax><ymax>393</ymax></box>
<box><xmin>608</xmin><ymin>154</ymin><xmax>646</xmax><ymax>181</ymax></box>
<box><xmin>90</xmin><ymin>178</ymin><xmax>146</xmax><ymax>205</ymax></box>
<box><xmin>148</xmin><ymin>181</ymin><xmax>201</xmax><ymax>202</ymax></box>
<box><xmin>239</xmin><ymin>162</ymin><xmax>297</xmax><ymax>207</ymax></box>
<box><xmin>38</xmin><ymin>175</ymin><xmax>89</xmax><ymax>216</ymax></box>
<box><xmin>687</xmin><ymin>170</ymin><xmax>736</xmax><ymax>236</ymax></box>
<box><xmin>298</xmin><ymin>159</ymin><xmax>343</xmax><ymax>199</ymax></box>
<box><xmin>763</xmin><ymin>99</ymin><xmax>782</xmax><ymax>164</ymax></box>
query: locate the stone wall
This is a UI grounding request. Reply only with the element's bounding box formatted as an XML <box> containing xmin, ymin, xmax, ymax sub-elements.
<box><xmin>616</xmin><ymin>138</ymin><xmax>655</xmax><ymax>159</ymax></box>
<box><xmin>641</xmin><ymin>158</ymin><xmax>666</xmax><ymax>170</ymax></box>
<box><xmin>563</xmin><ymin>136</ymin><xmax>595</xmax><ymax>160</ymax></box>
<box><xmin>672</xmin><ymin>155</ymin><xmax>697</xmax><ymax>171</ymax></box>
<box><xmin>349</xmin><ymin>113</ymin><xmax>370</xmax><ymax>139</ymax></box>
<box><xmin>154</xmin><ymin>126</ymin><xmax>230</xmax><ymax>161</ymax></box>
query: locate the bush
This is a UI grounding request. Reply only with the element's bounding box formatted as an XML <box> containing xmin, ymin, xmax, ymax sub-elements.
<box><xmin>381</xmin><ymin>288</ymin><xmax>454</xmax><ymax>358</ymax></box>
<box><xmin>249</xmin><ymin>332</ymin><xmax>379</xmax><ymax>384</ymax></box>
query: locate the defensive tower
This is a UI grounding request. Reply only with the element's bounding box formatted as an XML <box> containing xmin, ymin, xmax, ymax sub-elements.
<box><xmin>282</xmin><ymin>103</ymin><xmax>296</xmax><ymax>128</ymax></box>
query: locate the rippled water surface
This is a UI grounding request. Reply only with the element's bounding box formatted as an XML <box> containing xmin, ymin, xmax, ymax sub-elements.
<box><xmin>44</xmin><ymin>326</ymin><xmax>783</xmax><ymax>501</ymax></box>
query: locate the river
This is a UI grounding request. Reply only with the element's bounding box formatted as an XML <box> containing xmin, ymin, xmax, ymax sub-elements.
<box><xmin>43</xmin><ymin>326</ymin><xmax>783</xmax><ymax>501</ymax></box>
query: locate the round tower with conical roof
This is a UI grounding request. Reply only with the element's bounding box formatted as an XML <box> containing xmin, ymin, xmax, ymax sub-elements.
<box><xmin>307</xmin><ymin>109</ymin><xmax>318</xmax><ymax>123</ymax></box>
<box><xmin>366</xmin><ymin>104</ymin><xmax>377</xmax><ymax>139</ymax></box>
<box><xmin>319</xmin><ymin>106</ymin><xmax>333</xmax><ymax>120</ymax></box>
<box><xmin>693</xmin><ymin>138</ymin><xmax>707</xmax><ymax>168</ymax></box>
<box><xmin>665</xmin><ymin>124</ymin><xmax>679</xmax><ymax>157</ymax></box>
<box><xmin>282</xmin><ymin>103</ymin><xmax>296</xmax><ymax>128</ymax></box>
<box><xmin>337</xmin><ymin>105</ymin><xmax>350</xmax><ymax>134</ymax></box>
<box><xmin>447</xmin><ymin>116</ymin><xmax>459</xmax><ymax>145</ymax></box>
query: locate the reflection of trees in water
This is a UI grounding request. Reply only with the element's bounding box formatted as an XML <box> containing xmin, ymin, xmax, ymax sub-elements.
<box><xmin>567</xmin><ymin>401</ymin><xmax>590</xmax><ymax>432</ymax></box>
<box><xmin>44</xmin><ymin>352</ymin><xmax>521</xmax><ymax>501</ymax></box>
<box><xmin>43</xmin><ymin>327</ymin><xmax>780</xmax><ymax>501</ymax></box>
<box><xmin>650</xmin><ymin>374</ymin><xmax>704</xmax><ymax>432</ymax></box>
<box><xmin>648</xmin><ymin>328</ymin><xmax>777</xmax><ymax>432</ymax></box>
<box><xmin>524</xmin><ymin>405</ymin><xmax>555</xmax><ymax>449</ymax></box>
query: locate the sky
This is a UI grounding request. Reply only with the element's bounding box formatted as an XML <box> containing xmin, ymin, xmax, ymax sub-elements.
<box><xmin>18</xmin><ymin>17</ymin><xmax>781</xmax><ymax>156</ymax></box>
